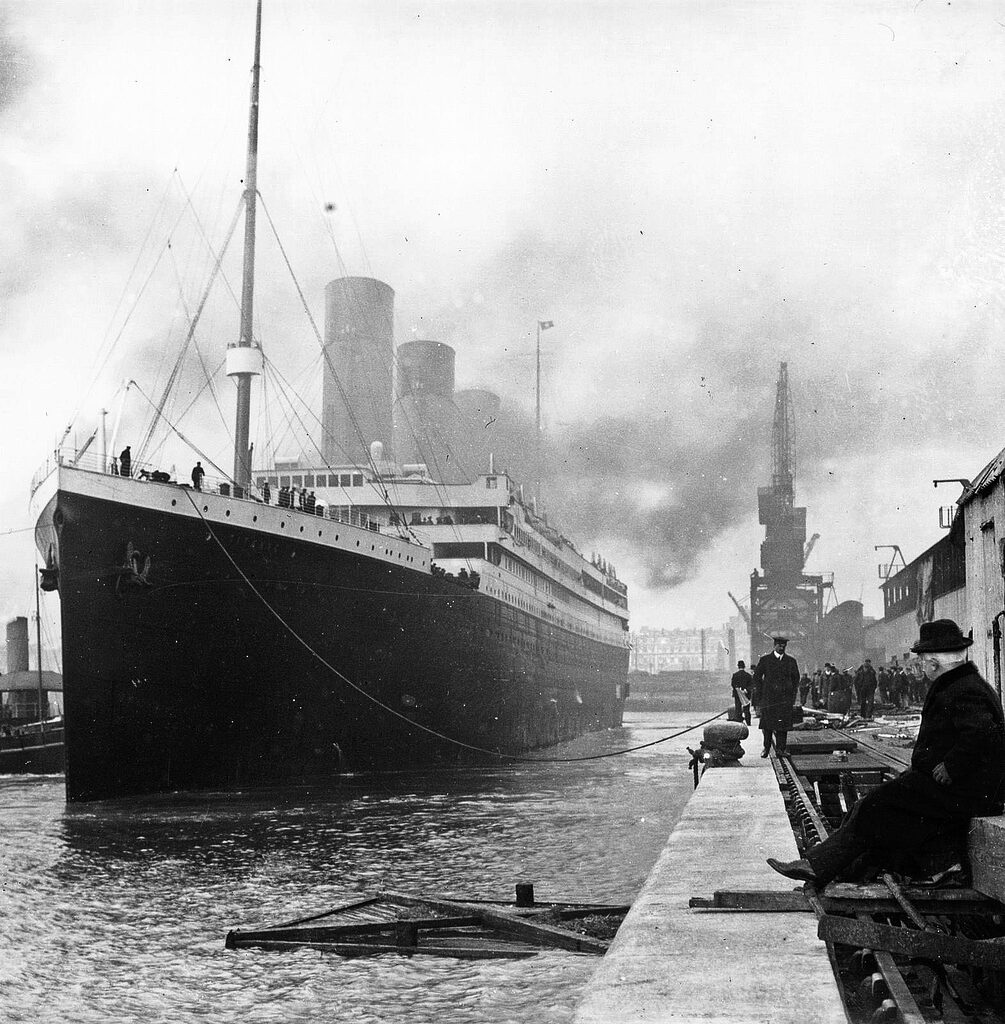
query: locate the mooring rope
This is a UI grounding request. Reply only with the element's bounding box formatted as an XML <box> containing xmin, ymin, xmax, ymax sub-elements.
<box><xmin>183</xmin><ymin>490</ymin><xmax>725</xmax><ymax>763</ymax></box>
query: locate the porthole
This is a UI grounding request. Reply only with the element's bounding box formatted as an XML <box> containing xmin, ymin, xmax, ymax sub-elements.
<box><xmin>203</xmin><ymin>505</ymin><xmax>208</xmax><ymax>512</ymax></box>
<box><xmin>299</xmin><ymin>526</ymin><xmax>304</xmax><ymax>533</ymax></box>
<box><xmin>225</xmin><ymin>510</ymin><xmax>231</xmax><ymax>517</ymax></box>
<box><xmin>318</xmin><ymin>531</ymin><xmax>323</xmax><ymax>537</ymax></box>
<box><xmin>253</xmin><ymin>515</ymin><xmax>258</xmax><ymax>522</ymax></box>
<box><xmin>356</xmin><ymin>540</ymin><xmax>360</xmax><ymax>547</ymax></box>
<box><xmin>171</xmin><ymin>499</ymin><xmax>177</xmax><ymax>507</ymax></box>
<box><xmin>281</xmin><ymin>522</ymin><xmax>285</xmax><ymax>529</ymax></box>
<box><xmin>335</xmin><ymin>534</ymin><xmax>339</xmax><ymax>541</ymax></box>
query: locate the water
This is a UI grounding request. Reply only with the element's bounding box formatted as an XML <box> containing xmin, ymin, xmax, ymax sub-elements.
<box><xmin>0</xmin><ymin>711</ymin><xmax>706</xmax><ymax>1023</ymax></box>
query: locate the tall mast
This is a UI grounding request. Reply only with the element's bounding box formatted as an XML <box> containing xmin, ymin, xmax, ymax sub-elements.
<box><xmin>227</xmin><ymin>0</ymin><xmax>264</xmax><ymax>492</ymax></box>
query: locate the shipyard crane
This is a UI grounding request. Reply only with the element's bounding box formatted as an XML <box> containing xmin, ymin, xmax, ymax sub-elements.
<box><xmin>772</xmin><ymin>362</ymin><xmax>796</xmax><ymax>501</ymax></box>
<box><xmin>749</xmin><ymin>362</ymin><xmax>829</xmax><ymax>664</ymax></box>
<box><xmin>802</xmin><ymin>533</ymin><xmax>820</xmax><ymax>566</ymax></box>
<box><xmin>727</xmin><ymin>591</ymin><xmax>750</xmax><ymax>626</ymax></box>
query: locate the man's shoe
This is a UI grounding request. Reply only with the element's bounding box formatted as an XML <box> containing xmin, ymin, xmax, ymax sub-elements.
<box><xmin>760</xmin><ymin>748</ymin><xmax>770</xmax><ymax>758</ymax></box>
<box><xmin>766</xmin><ymin>857</ymin><xmax>817</xmax><ymax>883</ymax></box>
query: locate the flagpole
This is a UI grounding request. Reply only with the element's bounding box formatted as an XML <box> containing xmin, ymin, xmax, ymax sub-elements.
<box><xmin>535</xmin><ymin>320</ymin><xmax>541</xmax><ymax>506</ymax></box>
<box><xmin>533</xmin><ymin>320</ymin><xmax>555</xmax><ymax>507</ymax></box>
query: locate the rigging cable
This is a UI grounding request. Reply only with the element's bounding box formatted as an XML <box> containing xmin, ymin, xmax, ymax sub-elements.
<box><xmin>182</xmin><ymin>488</ymin><xmax>724</xmax><ymax>763</ymax></box>
<box><xmin>132</xmin><ymin>383</ymin><xmax>234</xmax><ymax>484</ymax></box>
<box><xmin>136</xmin><ymin>196</ymin><xmax>244</xmax><ymax>465</ymax></box>
<box><xmin>165</xmin><ymin>240</ymin><xmax>233</xmax><ymax>442</ymax></box>
<box><xmin>62</xmin><ymin>173</ymin><xmax>179</xmax><ymax>440</ymax></box>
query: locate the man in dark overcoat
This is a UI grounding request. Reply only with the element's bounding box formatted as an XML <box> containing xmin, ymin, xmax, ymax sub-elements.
<box><xmin>730</xmin><ymin>660</ymin><xmax>753</xmax><ymax>725</ymax></box>
<box><xmin>751</xmin><ymin>636</ymin><xmax>800</xmax><ymax>758</ymax></box>
<box><xmin>854</xmin><ymin>659</ymin><xmax>878</xmax><ymax>719</ymax></box>
<box><xmin>767</xmin><ymin>619</ymin><xmax>1005</xmax><ymax>885</ymax></box>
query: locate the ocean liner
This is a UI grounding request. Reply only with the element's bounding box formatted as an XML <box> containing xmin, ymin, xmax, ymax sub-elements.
<box><xmin>29</xmin><ymin>3</ymin><xmax>629</xmax><ymax>802</ymax></box>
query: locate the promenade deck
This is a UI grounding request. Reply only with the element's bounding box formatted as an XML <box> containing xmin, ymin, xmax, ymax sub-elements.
<box><xmin>574</xmin><ymin>756</ymin><xmax>847</xmax><ymax>1024</ymax></box>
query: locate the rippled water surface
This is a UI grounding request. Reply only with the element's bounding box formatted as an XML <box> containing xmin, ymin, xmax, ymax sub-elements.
<box><xmin>0</xmin><ymin>711</ymin><xmax>704</xmax><ymax>1023</ymax></box>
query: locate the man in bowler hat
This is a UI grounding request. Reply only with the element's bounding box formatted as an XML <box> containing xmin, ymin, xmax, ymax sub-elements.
<box><xmin>751</xmin><ymin>636</ymin><xmax>800</xmax><ymax>757</ymax></box>
<box><xmin>731</xmin><ymin>660</ymin><xmax>753</xmax><ymax>726</ymax></box>
<box><xmin>767</xmin><ymin>619</ymin><xmax>1005</xmax><ymax>885</ymax></box>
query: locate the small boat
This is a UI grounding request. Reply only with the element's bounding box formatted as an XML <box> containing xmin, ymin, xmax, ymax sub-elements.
<box><xmin>225</xmin><ymin>887</ymin><xmax>628</xmax><ymax>959</ymax></box>
<box><xmin>0</xmin><ymin>718</ymin><xmax>65</xmax><ymax>775</ymax></box>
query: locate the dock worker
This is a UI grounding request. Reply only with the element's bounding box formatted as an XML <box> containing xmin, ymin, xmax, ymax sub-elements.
<box><xmin>730</xmin><ymin>660</ymin><xmax>752</xmax><ymax>725</ymax></box>
<box><xmin>855</xmin><ymin>658</ymin><xmax>878</xmax><ymax>719</ymax></box>
<box><xmin>798</xmin><ymin>672</ymin><xmax>812</xmax><ymax>707</ymax></box>
<box><xmin>750</xmin><ymin>636</ymin><xmax>800</xmax><ymax>757</ymax></box>
<box><xmin>767</xmin><ymin>619</ymin><xmax>1005</xmax><ymax>886</ymax></box>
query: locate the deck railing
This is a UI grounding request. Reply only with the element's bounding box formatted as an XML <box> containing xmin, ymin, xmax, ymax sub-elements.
<box><xmin>31</xmin><ymin>448</ymin><xmax>383</xmax><ymax>533</ymax></box>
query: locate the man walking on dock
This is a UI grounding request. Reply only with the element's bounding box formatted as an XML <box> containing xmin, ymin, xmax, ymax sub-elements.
<box><xmin>731</xmin><ymin>660</ymin><xmax>752</xmax><ymax>725</ymax></box>
<box><xmin>751</xmin><ymin>636</ymin><xmax>800</xmax><ymax>757</ymax></box>
<box><xmin>767</xmin><ymin>619</ymin><xmax>1005</xmax><ymax>886</ymax></box>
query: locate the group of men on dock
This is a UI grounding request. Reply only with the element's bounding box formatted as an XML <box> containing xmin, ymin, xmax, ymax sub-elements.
<box><xmin>759</xmin><ymin>619</ymin><xmax>1005</xmax><ymax>886</ymax></box>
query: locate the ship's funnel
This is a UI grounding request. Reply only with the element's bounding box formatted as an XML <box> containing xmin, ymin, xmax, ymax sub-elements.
<box><xmin>6</xmin><ymin>617</ymin><xmax>28</xmax><ymax>673</ymax></box>
<box><xmin>394</xmin><ymin>340</ymin><xmax>465</xmax><ymax>481</ymax></box>
<box><xmin>397</xmin><ymin>340</ymin><xmax>455</xmax><ymax>397</ymax></box>
<box><xmin>322</xmin><ymin>277</ymin><xmax>394</xmax><ymax>465</ymax></box>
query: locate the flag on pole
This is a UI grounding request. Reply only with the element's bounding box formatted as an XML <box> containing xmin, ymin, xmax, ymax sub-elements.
<box><xmin>538</xmin><ymin>320</ymin><xmax>554</xmax><ymax>330</ymax></box>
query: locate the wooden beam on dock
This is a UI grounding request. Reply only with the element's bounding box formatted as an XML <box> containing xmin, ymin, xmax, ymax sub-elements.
<box><xmin>817</xmin><ymin>915</ymin><xmax>1005</xmax><ymax>970</ymax></box>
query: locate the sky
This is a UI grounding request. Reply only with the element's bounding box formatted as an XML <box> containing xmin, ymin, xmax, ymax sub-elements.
<box><xmin>3</xmin><ymin>0</ymin><xmax>1005</xmax><ymax>645</ymax></box>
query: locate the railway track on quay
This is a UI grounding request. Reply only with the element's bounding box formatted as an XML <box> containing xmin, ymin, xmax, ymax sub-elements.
<box><xmin>766</xmin><ymin>731</ymin><xmax>1005</xmax><ymax>1022</ymax></box>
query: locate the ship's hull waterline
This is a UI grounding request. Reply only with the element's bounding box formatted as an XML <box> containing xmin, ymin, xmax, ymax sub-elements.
<box><xmin>35</xmin><ymin>473</ymin><xmax>627</xmax><ymax>801</ymax></box>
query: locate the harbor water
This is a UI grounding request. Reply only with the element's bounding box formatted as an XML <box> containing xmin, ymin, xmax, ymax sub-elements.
<box><xmin>0</xmin><ymin>710</ymin><xmax>708</xmax><ymax>1024</ymax></box>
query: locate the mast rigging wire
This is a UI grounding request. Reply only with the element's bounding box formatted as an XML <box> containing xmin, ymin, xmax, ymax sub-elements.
<box><xmin>136</xmin><ymin>197</ymin><xmax>245</xmax><ymax>465</ymax></box>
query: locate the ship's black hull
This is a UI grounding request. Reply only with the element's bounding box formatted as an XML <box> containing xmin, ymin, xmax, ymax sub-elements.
<box><xmin>41</xmin><ymin>484</ymin><xmax>627</xmax><ymax>800</ymax></box>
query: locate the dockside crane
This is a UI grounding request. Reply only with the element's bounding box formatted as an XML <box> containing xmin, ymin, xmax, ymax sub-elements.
<box><xmin>727</xmin><ymin>591</ymin><xmax>750</xmax><ymax>626</ymax></box>
<box><xmin>749</xmin><ymin>362</ymin><xmax>829</xmax><ymax>663</ymax></box>
<box><xmin>803</xmin><ymin>533</ymin><xmax>820</xmax><ymax>566</ymax></box>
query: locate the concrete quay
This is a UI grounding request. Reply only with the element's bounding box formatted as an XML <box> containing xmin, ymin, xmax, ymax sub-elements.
<box><xmin>574</xmin><ymin>756</ymin><xmax>846</xmax><ymax>1024</ymax></box>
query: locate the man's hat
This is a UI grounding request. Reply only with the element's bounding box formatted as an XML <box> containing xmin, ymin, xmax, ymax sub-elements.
<box><xmin>772</xmin><ymin>636</ymin><xmax>789</xmax><ymax>645</ymax></box>
<box><xmin>911</xmin><ymin>619</ymin><xmax>972</xmax><ymax>654</ymax></box>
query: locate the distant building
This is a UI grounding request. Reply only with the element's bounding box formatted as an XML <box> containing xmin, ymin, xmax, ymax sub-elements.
<box><xmin>863</xmin><ymin>531</ymin><xmax>966</xmax><ymax>669</ymax></box>
<box><xmin>955</xmin><ymin>450</ymin><xmax>1005</xmax><ymax>695</ymax></box>
<box><xmin>629</xmin><ymin>625</ymin><xmax>733</xmax><ymax>674</ymax></box>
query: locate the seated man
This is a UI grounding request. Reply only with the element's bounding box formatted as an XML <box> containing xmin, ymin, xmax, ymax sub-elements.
<box><xmin>768</xmin><ymin>619</ymin><xmax>1005</xmax><ymax>886</ymax></box>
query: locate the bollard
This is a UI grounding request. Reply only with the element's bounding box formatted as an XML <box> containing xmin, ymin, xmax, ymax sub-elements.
<box><xmin>515</xmin><ymin>883</ymin><xmax>535</xmax><ymax>907</ymax></box>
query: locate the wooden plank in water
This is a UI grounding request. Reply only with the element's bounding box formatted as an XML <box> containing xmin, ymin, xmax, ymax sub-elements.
<box><xmin>381</xmin><ymin>890</ymin><xmax>609</xmax><ymax>953</ymax></box>
<box><xmin>226</xmin><ymin>914</ymin><xmax>482</xmax><ymax>946</ymax></box>
<box><xmin>267</xmin><ymin>895</ymin><xmax>387</xmax><ymax>929</ymax></box>
<box><xmin>229</xmin><ymin>937</ymin><xmax>540</xmax><ymax>959</ymax></box>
